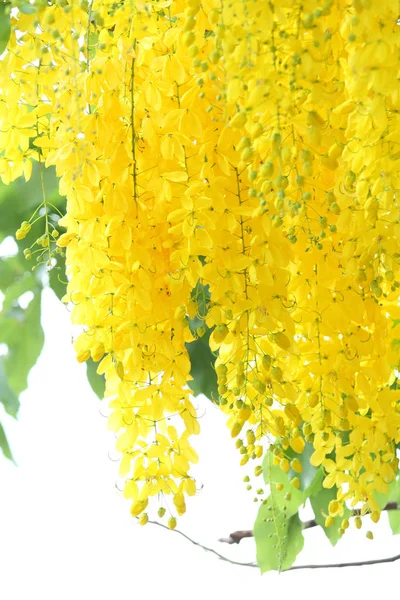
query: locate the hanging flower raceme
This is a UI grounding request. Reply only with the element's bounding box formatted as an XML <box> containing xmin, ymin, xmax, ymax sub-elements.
<box><xmin>2</xmin><ymin>0</ymin><xmax>400</xmax><ymax>535</ymax></box>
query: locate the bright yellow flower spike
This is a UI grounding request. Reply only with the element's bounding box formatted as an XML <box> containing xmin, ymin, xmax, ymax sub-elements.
<box><xmin>2</xmin><ymin>0</ymin><xmax>400</xmax><ymax>528</ymax></box>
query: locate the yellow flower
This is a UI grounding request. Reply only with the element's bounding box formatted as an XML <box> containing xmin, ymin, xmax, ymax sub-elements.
<box><xmin>139</xmin><ymin>513</ymin><xmax>148</xmax><ymax>526</ymax></box>
<box><xmin>168</xmin><ymin>517</ymin><xmax>177</xmax><ymax>530</ymax></box>
<box><xmin>2</xmin><ymin>0</ymin><xmax>400</xmax><ymax>531</ymax></box>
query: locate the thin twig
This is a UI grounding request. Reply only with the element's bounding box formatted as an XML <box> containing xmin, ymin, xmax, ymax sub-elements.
<box><xmin>146</xmin><ymin>519</ymin><xmax>257</xmax><ymax>568</ymax></box>
<box><xmin>287</xmin><ymin>554</ymin><xmax>400</xmax><ymax>571</ymax></box>
<box><xmin>141</xmin><ymin>502</ymin><xmax>400</xmax><ymax>571</ymax></box>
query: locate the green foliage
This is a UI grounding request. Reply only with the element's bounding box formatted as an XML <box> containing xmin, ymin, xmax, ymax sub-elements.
<box><xmin>375</xmin><ymin>478</ymin><xmax>400</xmax><ymax>535</ymax></box>
<box><xmin>0</xmin><ymin>359</ymin><xmax>19</xmax><ymax>417</ymax></box>
<box><xmin>48</xmin><ymin>255</ymin><xmax>67</xmax><ymax>300</ymax></box>
<box><xmin>282</xmin><ymin>442</ymin><xmax>321</xmax><ymax>495</ymax></box>
<box><xmin>254</xmin><ymin>447</ymin><xmax>318</xmax><ymax>571</ymax></box>
<box><xmin>1</xmin><ymin>273</ymin><xmax>44</xmax><ymax>396</ymax></box>
<box><xmin>0</xmin><ymin>421</ymin><xmax>14</xmax><ymax>462</ymax></box>
<box><xmin>86</xmin><ymin>358</ymin><xmax>106</xmax><ymax>399</ymax></box>
<box><xmin>16</xmin><ymin>1</ymin><xmax>38</xmax><ymax>14</ymax></box>
<box><xmin>262</xmin><ymin>450</ymin><xmax>305</xmax><ymax>517</ymax></box>
<box><xmin>0</xmin><ymin>1</ymin><xmax>10</xmax><ymax>54</ymax></box>
<box><xmin>254</xmin><ymin>498</ymin><xmax>304</xmax><ymax>573</ymax></box>
<box><xmin>0</xmin><ymin>166</ymin><xmax>61</xmax><ymax>243</ymax></box>
<box><xmin>0</xmin><ymin>166</ymin><xmax>65</xmax><ymax>460</ymax></box>
<box><xmin>255</xmin><ymin>445</ymin><xmax>354</xmax><ymax>569</ymax></box>
<box><xmin>87</xmin><ymin>31</ymin><xmax>99</xmax><ymax>62</ymax></box>
<box><xmin>389</xmin><ymin>511</ymin><xmax>400</xmax><ymax>534</ymax></box>
<box><xmin>186</xmin><ymin>281</ymin><xmax>218</xmax><ymax>400</ymax></box>
<box><xmin>0</xmin><ymin>250</ymin><xmax>45</xmax><ymax>463</ymax></box>
<box><xmin>256</xmin><ymin>444</ymin><xmax>400</xmax><ymax>568</ymax></box>
<box><xmin>374</xmin><ymin>486</ymin><xmax>394</xmax><ymax>510</ymax></box>
<box><xmin>310</xmin><ymin>486</ymin><xmax>350</xmax><ymax>546</ymax></box>
<box><xmin>0</xmin><ymin>255</ymin><xmax>26</xmax><ymax>289</ymax></box>
<box><xmin>186</xmin><ymin>328</ymin><xmax>217</xmax><ymax>400</ymax></box>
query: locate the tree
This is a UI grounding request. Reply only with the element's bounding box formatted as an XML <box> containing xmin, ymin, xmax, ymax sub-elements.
<box><xmin>1</xmin><ymin>0</ymin><xmax>400</xmax><ymax>573</ymax></box>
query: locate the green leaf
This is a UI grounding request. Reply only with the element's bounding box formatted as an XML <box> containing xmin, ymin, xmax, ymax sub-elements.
<box><xmin>374</xmin><ymin>490</ymin><xmax>391</xmax><ymax>510</ymax></box>
<box><xmin>0</xmin><ymin>263</ymin><xmax>45</xmax><ymax>411</ymax></box>
<box><xmin>185</xmin><ymin>281</ymin><xmax>217</xmax><ymax>400</ymax></box>
<box><xmin>1</xmin><ymin>288</ymin><xmax>44</xmax><ymax>397</ymax></box>
<box><xmin>310</xmin><ymin>485</ymin><xmax>350</xmax><ymax>546</ymax></box>
<box><xmin>186</xmin><ymin>330</ymin><xmax>217</xmax><ymax>399</ymax></box>
<box><xmin>0</xmin><ymin>165</ymin><xmax>63</xmax><ymax>243</ymax></box>
<box><xmin>298</xmin><ymin>443</ymin><xmax>321</xmax><ymax>494</ymax></box>
<box><xmin>87</xmin><ymin>31</ymin><xmax>99</xmax><ymax>61</ymax></box>
<box><xmin>304</xmin><ymin>467</ymin><xmax>324</xmax><ymax>498</ymax></box>
<box><xmin>373</xmin><ymin>478</ymin><xmax>397</xmax><ymax>510</ymax></box>
<box><xmin>389</xmin><ymin>510</ymin><xmax>400</xmax><ymax>534</ymax></box>
<box><xmin>1</xmin><ymin>271</ymin><xmax>37</xmax><ymax>311</ymax></box>
<box><xmin>284</xmin><ymin>442</ymin><xmax>320</xmax><ymax>495</ymax></box>
<box><xmin>86</xmin><ymin>358</ymin><xmax>105</xmax><ymax>399</ymax></box>
<box><xmin>48</xmin><ymin>255</ymin><xmax>67</xmax><ymax>300</ymax></box>
<box><xmin>387</xmin><ymin>477</ymin><xmax>400</xmax><ymax>534</ymax></box>
<box><xmin>17</xmin><ymin>2</ymin><xmax>37</xmax><ymax>14</ymax></box>
<box><xmin>389</xmin><ymin>476</ymin><xmax>400</xmax><ymax>502</ymax></box>
<box><xmin>0</xmin><ymin>2</ymin><xmax>10</xmax><ymax>54</ymax></box>
<box><xmin>0</xmin><ymin>254</ymin><xmax>26</xmax><ymax>290</ymax></box>
<box><xmin>262</xmin><ymin>449</ymin><xmax>304</xmax><ymax>516</ymax></box>
<box><xmin>0</xmin><ymin>421</ymin><xmax>14</xmax><ymax>462</ymax></box>
<box><xmin>0</xmin><ymin>359</ymin><xmax>19</xmax><ymax>417</ymax></box>
<box><xmin>254</xmin><ymin>498</ymin><xmax>304</xmax><ymax>573</ymax></box>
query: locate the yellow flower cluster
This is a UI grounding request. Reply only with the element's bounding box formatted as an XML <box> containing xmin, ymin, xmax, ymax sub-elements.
<box><xmin>2</xmin><ymin>0</ymin><xmax>400</xmax><ymax>525</ymax></box>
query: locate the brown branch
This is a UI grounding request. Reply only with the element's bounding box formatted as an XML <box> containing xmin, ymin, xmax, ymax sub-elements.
<box><xmin>218</xmin><ymin>531</ymin><xmax>253</xmax><ymax>545</ymax></box>
<box><xmin>219</xmin><ymin>530</ymin><xmax>254</xmax><ymax>544</ymax></box>
<box><xmin>219</xmin><ymin>501</ymin><xmax>399</xmax><ymax>544</ymax></box>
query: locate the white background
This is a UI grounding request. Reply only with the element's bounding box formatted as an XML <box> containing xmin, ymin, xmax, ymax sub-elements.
<box><xmin>0</xmin><ymin>288</ymin><xmax>399</xmax><ymax>600</ymax></box>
